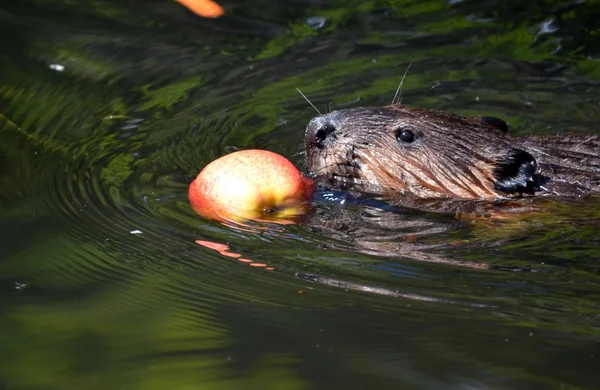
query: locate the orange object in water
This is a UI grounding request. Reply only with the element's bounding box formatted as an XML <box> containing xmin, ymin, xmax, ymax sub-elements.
<box><xmin>195</xmin><ymin>239</ymin><xmax>229</xmax><ymax>252</ymax></box>
<box><xmin>195</xmin><ymin>239</ymin><xmax>275</xmax><ymax>269</ymax></box>
<box><xmin>175</xmin><ymin>0</ymin><xmax>224</xmax><ymax>18</ymax></box>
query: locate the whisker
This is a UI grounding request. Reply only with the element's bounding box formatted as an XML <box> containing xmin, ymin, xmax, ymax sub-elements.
<box><xmin>291</xmin><ymin>150</ymin><xmax>306</xmax><ymax>158</ymax></box>
<box><xmin>391</xmin><ymin>61</ymin><xmax>413</xmax><ymax>105</ymax></box>
<box><xmin>423</xmin><ymin>84</ymin><xmax>437</xmax><ymax>97</ymax></box>
<box><xmin>297</xmin><ymin>88</ymin><xmax>322</xmax><ymax>115</ymax></box>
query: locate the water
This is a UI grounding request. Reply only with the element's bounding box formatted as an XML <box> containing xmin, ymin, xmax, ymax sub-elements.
<box><xmin>1</xmin><ymin>1</ymin><xmax>599</xmax><ymax>389</ymax></box>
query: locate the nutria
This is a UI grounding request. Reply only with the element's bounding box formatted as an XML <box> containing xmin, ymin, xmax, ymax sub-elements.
<box><xmin>305</xmin><ymin>105</ymin><xmax>599</xmax><ymax>208</ymax></box>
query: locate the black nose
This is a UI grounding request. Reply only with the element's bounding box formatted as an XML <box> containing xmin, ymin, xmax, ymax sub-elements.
<box><xmin>305</xmin><ymin>116</ymin><xmax>337</xmax><ymax>147</ymax></box>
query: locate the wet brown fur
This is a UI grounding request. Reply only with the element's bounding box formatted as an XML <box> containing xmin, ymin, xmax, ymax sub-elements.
<box><xmin>305</xmin><ymin>105</ymin><xmax>599</xmax><ymax>207</ymax></box>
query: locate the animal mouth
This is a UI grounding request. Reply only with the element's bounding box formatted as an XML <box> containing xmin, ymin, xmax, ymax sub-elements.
<box><xmin>306</xmin><ymin>145</ymin><xmax>366</xmax><ymax>191</ymax></box>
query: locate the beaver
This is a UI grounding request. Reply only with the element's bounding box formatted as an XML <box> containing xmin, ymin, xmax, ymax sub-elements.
<box><xmin>305</xmin><ymin>105</ymin><xmax>599</xmax><ymax>210</ymax></box>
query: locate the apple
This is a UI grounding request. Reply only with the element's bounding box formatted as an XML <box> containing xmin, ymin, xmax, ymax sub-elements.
<box><xmin>189</xmin><ymin>150</ymin><xmax>314</xmax><ymax>223</ymax></box>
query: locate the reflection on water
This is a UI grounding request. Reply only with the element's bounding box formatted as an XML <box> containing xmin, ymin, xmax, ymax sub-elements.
<box><xmin>1</xmin><ymin>0</ymin><xmax>600</xmax><ymax>389</ymax></box>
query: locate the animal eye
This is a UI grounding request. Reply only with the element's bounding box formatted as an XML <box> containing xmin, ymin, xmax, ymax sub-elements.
<box><xmin>396</xmin><ymin>129</ymin><xmax>415</xmax><ymax>143</ymax></box>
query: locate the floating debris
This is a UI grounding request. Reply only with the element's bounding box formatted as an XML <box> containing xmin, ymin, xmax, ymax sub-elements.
<box><xmin>49</xmin><ymin>63</ymin><xmax>65</xmax><ymax>72</ymax></box>
<box><xmin>306</xmin><ymin>16</ymin><xmax>327</xmax><ymax>30</ymax></box>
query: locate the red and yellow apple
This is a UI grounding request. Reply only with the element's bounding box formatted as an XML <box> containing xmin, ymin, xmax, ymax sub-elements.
<box><xmin>188</xmin><ymin>150</ymin><xmax>314</xmax><ymax>223</ymax></box>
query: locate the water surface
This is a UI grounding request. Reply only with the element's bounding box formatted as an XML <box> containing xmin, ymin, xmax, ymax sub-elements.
<box><xmin>1</xmin><ymin>1</ymin><xmax>599</xmax><ymax>389</ymax></box>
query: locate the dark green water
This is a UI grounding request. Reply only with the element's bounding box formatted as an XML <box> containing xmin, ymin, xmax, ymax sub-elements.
<box><xmin>1</xmin><ymin>1</ymin><xmax>599</xmax><ymax>389</ymax></box>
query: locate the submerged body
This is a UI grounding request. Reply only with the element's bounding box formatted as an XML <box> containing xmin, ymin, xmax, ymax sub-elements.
<box><xmin>305</xmin><ymin>104</ymin><xmax>599</xmax><ymax>210</ymax></box>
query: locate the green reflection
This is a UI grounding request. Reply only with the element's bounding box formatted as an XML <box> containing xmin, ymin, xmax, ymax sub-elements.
<box><xmin>1</xmin><ymin>0</ymin><xmax>600</xmax><ymax>389</ymax></box>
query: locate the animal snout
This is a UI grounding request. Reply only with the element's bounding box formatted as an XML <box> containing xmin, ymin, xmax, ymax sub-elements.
<box><xmin>305</xmin><ymin>116</ymin><xmax>337</xmax><ymax>148</ymax></box>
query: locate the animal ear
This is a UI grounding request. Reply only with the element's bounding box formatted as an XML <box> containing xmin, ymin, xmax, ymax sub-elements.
<box><xmin>493</xmin><ymin>148</ymin><xmax>538</xmax><ymax>194</ymax></box>
<box><xmin>478</xmin><ymin>116</ymin><xmax>509</xmax><ymax>133</ymax></box>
